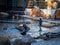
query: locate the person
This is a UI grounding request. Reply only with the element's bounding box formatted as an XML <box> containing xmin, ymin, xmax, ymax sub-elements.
<box><xmin>39</xmin><ymin>18</ymin><xmax>42</xmax><ymax>32</ymax></box>
<box><xmin>21</xmin><ymin>23</ymin><xmax>30</xmax><ymax>35</ymax></box>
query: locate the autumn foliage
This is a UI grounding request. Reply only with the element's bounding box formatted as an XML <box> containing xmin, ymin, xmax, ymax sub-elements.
<box><xmin>30</xmin><ymin>8</ymin><xmax>51</xmax><ymax>19</ymax></box>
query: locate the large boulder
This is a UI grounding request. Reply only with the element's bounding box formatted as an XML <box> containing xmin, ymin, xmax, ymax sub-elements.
<box><xmin>0</xmin><ymin>38</ymin><xmax>10</xmax><ymax>45</ymax></box>
<box><xmin>0</xmin><ymin>29</ymin><xmax>22</xmax><ymax>45</ymax></box>
<box><xmin>10</xmin><ymin>35</ymin><xmax>35</xmax><ymax>45</ymax></box>
<box><xmin>16</xmin><ymin>24</ymin><xmax>30</xmax><ymax>35</ymax></box>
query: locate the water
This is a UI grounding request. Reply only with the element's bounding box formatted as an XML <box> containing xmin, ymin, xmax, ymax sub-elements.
<box><xmin>0</xmin><ymin>16</ymin><xmax>60</xmax><ymax>37</ymax></box>
<box><xmin>0</xmin><ymin>15</ymin><xmax>60</xmax><ymax>45</ymax></box>
<box><xmin>0</xmin><ymin>16</ymin><xmax>42</xmax><ymax>38</ymax></box>
<box><xmin>0</xmin><ymin>17</ymin><xmax>24</xmax><ymax>38</ymax></box>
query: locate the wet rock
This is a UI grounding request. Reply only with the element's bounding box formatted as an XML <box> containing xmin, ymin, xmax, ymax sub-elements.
<box><xmin>16</xmin><ymin>24</ymin><xmax>30</xmax><ymax>35</ymax></box>
<box><xmin>0</xmin><ymin>29</ymin><xmax>22</xmax><ymax>45</ymax></box>
<box><xmin>16</xmin><ymin>26</ymin><xmax>25</xmax><ymax>31</ymax></box>
<box><xmin>0</xmin><ymin>37</ymin><xmax>10</xmax><ymax>45</ymax></box>
<box><xmin>10</xmin><ymin>35</ymin><xmax>35</xmax><ymax>45</ymax></box>
<box><xmin>0</xmin><ymin>29</ymin><xmax>22</xmax><ymax>39</ymax></box>
<box><xmin>21</xmin><ymin>35</ymin><xmax>35</xmax><ymax>43</ymax></box>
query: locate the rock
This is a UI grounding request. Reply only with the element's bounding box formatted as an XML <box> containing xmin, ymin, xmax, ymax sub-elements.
<box><xmin>16</xmin><ymin>24</ymin><xmax>30</xmax><ymax>35</ymax></box>
<box><xmin>0</xmin><ymin>37</ymin><xmax>10</xmax><ymax>45</ymax></box>
<box><xmin>0</xmin><ymin>29</ymin><xmax>22</xmax><ymax>39</ymax></box>
<box><xmin>21</xmin><ymin>35</ymin><xmax>35</xmax><ymax>43</ymax></box>
<box><xmin>16</xmin><ymin>26</ymin><xmax>25</xmax><ymax>31</ymax></box>
<box><xmin>0</xmin><ymin>29</ymin><xmax>22</xmax><ymax>45</ymax></box>
<box><xmin>10</xmin><ymin>35</ymin><xmax>35</xmax><ymax>45</ymax></box>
